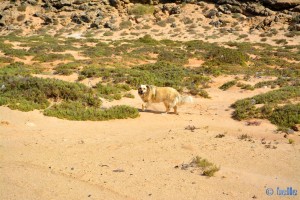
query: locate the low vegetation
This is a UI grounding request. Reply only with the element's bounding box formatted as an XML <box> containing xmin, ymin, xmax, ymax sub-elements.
<box><xmin>192</xmin><ymin>156</ymin><xmax>220</xmax><ymax>177</ymax></box>
<box><xmin>219</xmin><ymin>80</ymin><xmax>237</xmax><ymax>91</ymax></box>
<box><xmin>232</xmin><ymin>86</ymin><xmax>300</xmax><ymax>130</ymax></box>
<box><xmin>0</xmin><ymin>72</ymin><xmax>138</xmax><ymax>120</ymax></box>
<box><xmin>0</xmin><ymin>34</ymin><xmax>299</xmax><ymax>124</ymax></box>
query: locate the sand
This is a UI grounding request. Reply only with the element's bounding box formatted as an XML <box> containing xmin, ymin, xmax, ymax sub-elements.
<box><xmin>1</xmin><ymin>76</ymin><xmax>299</xmax><ymax>200</ymax></box>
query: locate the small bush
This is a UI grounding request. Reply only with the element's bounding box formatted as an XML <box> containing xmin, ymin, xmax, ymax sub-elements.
<box><xmin>157</xmin><ymin>20</ymin><xmax>167</xmax><ymax>27</ymax></box>
<box><xmin>44</xmin><ymin>102</ymin><xmax>139</xmax><ymax>121</ymax></box>
<box><xmin>96</xmin><ymin>83</ymin><xmax>130</xmax><ymax>100</ymax></box>
<box><xmin>54</xmin><ymin>62</ymin><xmax>81</xmax><ymax>75</ymax></box>
<box><xmin>232</xmin><ymin>86</ymin><xmax>300</xmax><ymax>129</ymax></box>
<box><xmin>17</xmin><ymin>14</ymin><xmax>26</xmax><ymax>22</ymax></box>
<box><xmin>119</xmin><ymin>21</ymin><xmax>132</xmax><ymax>30</ymax></box>
<box><xmin>33</xmin><ymin>53</ymin><xmax>74</xmax><ymax>62</ymax></box>
<box><xmin>205</xmin><ymin>47</ymin><xmax>249</xmax><ymax>67</ymax></box>
<box><xmin>124</xmin><ymin>93</ymin><xmax>135</xmax><ymax>98</ymax></box>
<box><xmin>198</xmin><ymin>89</ymin><xmax>210</xmax><ymax>98</ymax></box>
<box><xmin>17</xmin><ymin>5</ymin><xmax>27</xmax><ymax>12</ymax></box>
<box><xmin>269</xmin><ymin>104</ymin><xmax>300</xmax><ymax>128</ymax></box>
<box><xmin>192</xmin><ymin>156</ymin><xmax>220</xmax><ymax>177</ymax></box>
<box><xmin>288</xmin><ymin>139</ymin><xmax>295</xmax><ymax>144</ymax></box>
<box><xmin>103</xmin><ymin>31</ymin><xmax>114</xmax><ymax>36</ymax></box>
<box><xmin>128</xmin><ymin>4</ymin><xmax>154</xmax><ymax>16</ymax></box>
<box><xmin>219</xmin><ymin>80</ymin><xmax>237</xmax><ymax>91</ymax></box>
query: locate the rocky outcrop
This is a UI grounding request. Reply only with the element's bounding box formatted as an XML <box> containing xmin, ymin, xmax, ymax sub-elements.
<box><xmin>0</xmin><ymin>0</ymin><xmax>299</xmax><ymax>34</ymax></box>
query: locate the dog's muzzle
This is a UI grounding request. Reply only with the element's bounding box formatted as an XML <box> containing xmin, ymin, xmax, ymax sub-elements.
<box><xmin>138</xmin><ymin>90</ymin><xmax>143</xmax><ymax>95</ymax></box>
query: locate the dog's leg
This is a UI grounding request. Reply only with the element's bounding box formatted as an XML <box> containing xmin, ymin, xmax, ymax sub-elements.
<box><xmin>142</xmin><ymin>102</ymin><xmax>149</xmax><ymax>111</ymax></box>
<box><xmin>163</xmin><ymin>102</ymin><xmax>170</xmax><ymax>114</ymax></box>
<box><xmin>173</xmin><ymin>105</ymin><xmax>178</xmax><ymax>115</ymax></box>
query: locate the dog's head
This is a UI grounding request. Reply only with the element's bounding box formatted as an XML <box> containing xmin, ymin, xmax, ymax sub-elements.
<box><xmin>138</xmin><ymin>84</ymin><xmax>149</xmax><ymax>95</ymax></box>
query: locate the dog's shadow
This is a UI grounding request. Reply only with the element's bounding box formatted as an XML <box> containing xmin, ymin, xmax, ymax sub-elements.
<box><xmin>137</xmin><ymin>109</ymin><xmax>178</xmax><ymax>115</ymax></box>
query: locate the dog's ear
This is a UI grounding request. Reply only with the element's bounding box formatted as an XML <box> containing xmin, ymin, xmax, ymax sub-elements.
<box><xmin>146</xmin><ymin>85</ymin><xmax>151</xmax><ymax>91</ymax></box>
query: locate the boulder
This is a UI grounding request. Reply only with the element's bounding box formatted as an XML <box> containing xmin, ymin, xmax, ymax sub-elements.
<box><xmin>205</xmin><ymin>9</ymin><xmax>219</xmax><ymax>19</ymax></box>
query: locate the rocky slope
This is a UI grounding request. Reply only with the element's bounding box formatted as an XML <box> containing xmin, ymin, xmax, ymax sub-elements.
<box><xmin>0</xmin><ymin>0</ymin><xmax>299</xmax><ymax>42</ymax></box>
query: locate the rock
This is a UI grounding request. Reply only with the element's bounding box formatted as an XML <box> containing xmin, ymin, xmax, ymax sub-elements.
<box><xmin>171</xmin><ymin>22</ymin><xmax>176</xmax><ymax>28</ymax></box>
<box><xmin>205</xmin><ymin>9</ymin><xmax>219</xmax><ymax>19</ymax></box>
<box><xmin>26</xmin><ymin>0</ymin><xmax>38</xmax><ymax>5</ymax></box>
<box><xmin>79</xmin><ymin>4</ymin><xmax>89</xmax><ymax>11</ymax></box>
<box><xmin>0</xmin><ymin>19</ymin><xmax>6</xmax><ymax>27</ymax></box>
<box><xmin>209</xmin><ymin>19</ymin><xmax>223</xmax><ymax>27</ymax></box>
<box><xmin>287</xmin><ymin>128</ymin><xmax>294</xmax><ymax>134</ymax></box>
<box><xmin>162</xmin><ymin>4</ymin><xmax>181</xmax><ymax>15</ymax></box>
<box><xmin>42</xmin><ymin>15</ymin><xmax>53</xmax><ymax>25</ymax></box>
<box><xmin>104</xmin><ymin>21</ymin><xmax>117</xmax><ymax>30</ymax></box>
<box><xmin>291</xmin><ymin>124</ymin><xmax>300</xmax><ymax>131</ymax></box>
<box><xmin>292</xmin><ymin>5</ymin><xmax>300</xmax><ymax>12</ymax></box>
<box><xmin>80</xmin><ymin>14</ymin><xmax>91</xmax><ymax>23</ymax></box>
<box><xmin>216</xmin><ymin>0</ymin><xmax>241</xmax><ymax>6</ymax></box>
<box><xmin>73</xmin><ymin>0</ymin><xmax>88</xmax><ymax>5</ymax></box>
<box><xmin>46</xmin><ymin>0</ymin><xmax>72</xmax><ymax>9</ymax></box>
<box><xmin>261</xmin><ymin>0</ymin><xmax>300</xmax><ymax>10</ymax></box>
<box><xmin>71</xmin><ymin>14</ymin><xmax>82</xmax><ymax>24</ymax></box>
<box><xmin>109</xmin><ymin>0</ymin><xmax>119</xmax><ymax>7</ymax></box>
<box><xmin>255</xmin><ymin>15</ymin><xmax>277</xmax><ymax>29</ymax></box>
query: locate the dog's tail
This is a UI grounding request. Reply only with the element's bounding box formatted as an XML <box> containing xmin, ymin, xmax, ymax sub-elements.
<box><xmin>178</xmin><ymin>95</ymin><xmax>193</xmax><ymax>105</ymax></box>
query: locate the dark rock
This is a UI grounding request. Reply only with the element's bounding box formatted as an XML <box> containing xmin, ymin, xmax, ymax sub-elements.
<box><xmin>45</xmin><ymin>0</ymin><xmax>72</xmax><ymax>9</ymax></box>
<box><xmin>209</xmin><ymin>19</ymin><xmax>223</xmax><ymax>27</ymax></box>
<box><xmin>43</xmin><ymin>15</ymin><xmax>53</xmax><ymax>25</ymax></box>
<box><xmin>71</xmin><ymin>14</ymin><xmax>82</xmax><ymax>24</ymax></box>
<box><xmin>216</xmin><ymin>0</ymin><xmax>241</xmax><ymax>6</ymax></box>
<box><xmin>291</xmin><ymin>124</ymin><xmax>300</xmax><ymax>131</ymax></box>
<box><xmin>26</xmin><ymin>0</ymin><xmax>38</xmax><ymax>5</ymax></box>
<box><xmin>205</xmin><ymin>9</ymin><xmax>219</xmax><ymax>19</ymax></box>
<box><xmin>171</xmin><ymin>22</ymin><xmax>176</xmax><ymax>28</ymax></box>
<box><xmin>0</xmin><ymin>19</ymin><xmax>5</xmax><ymax>27</ymax></box>
<box><xmin>109</xmin><ymin>0</ymin><xmax>119</xmax><ymax>7</ymax></box>
<box><xmin>80</xmin><ymin>14</ymin><xmax>91</xmax><ymax>23</ymax></box>
<box><xmin>73</xmin><ymin>0</ymin><xmax>88</xmax><ymax>5</ymax></box>
<box><xmin>162</xmin><ymin>4</ymin><xmax>181</xmax><ymax>15</ymax></box>
<box><xmin>292</xmin><ymin>5</ymin><xmax>300</xmax><ymax>12</ymax></box>
<box><xmin>261</xmin><ymin>0</ymin><xmax>300</xmax><ymax>11</ymax></box>
<box><xmin>104</xmin><ymin>21</ymin><xmax>117</xmax><ymax>30</ymax></box>
<box><xmin>79</xmin><ymin>4</ymin><xmax>89</xmax><ymax>11</ymax></box>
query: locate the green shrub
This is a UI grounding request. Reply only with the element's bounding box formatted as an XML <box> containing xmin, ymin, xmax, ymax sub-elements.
<box><xmin>192</xmin><ymin>156</ymin><xmax>220</xmax><ymax>177</ymax></box>
<box><xmin>205</xmin><ymin>47</ymin><xmax>249</xmax><ymax>67</ymax></box>
<box><xmin>198</xmin><ymin>89</ymin><xmax>210</xmax><ymax>98</ymax></box>
<box><xmin>232</xmin><ymin>86</ymin><xmax>300</xmax><ymax>128</ymax></box>
<box><xmin>17</xmin><ymin>14</ymin><xmax>26</xmax><ymax>22</ymax></box>
<box><xmin>128</xmin><ymin>4</ymin><xmax>154</xmax><ymax>16</ymax></box>
<box><xmin>0</xmin><ymin>76</ymin><xmax>100</xmax><ymax>111</ymax></box>
<box><xmin>17</xmin><ymin>4</ymin><xmax>27</xmax><ymax>12</ymax></box>
<box><xmin>44</xmin><ymin>102</ymin><xmax>139</xmax><ymax>121</ymax></box>
<box><xmin>269</xmin><ymin>104</ymin><xmax>300</xmax><ymax>128</ymax></box>
<box><xmin>0</xmin><ymin>56</ymin><xmax>14</xmax><ymax>63</ymax></box>
<box><xmin>219</xmin><ymin>80</ymin><xmax>237</xmax><ymax>91</ymax></box>
<box><xmin>103</xmin><ymin>31</ymin><xmax>114</xmax><ymax>36</ymax></box>
<box><xmin>157</xmin><ymin>49</ymin><xmax>188</xmax><ymax>65</ymax></box>
<box><xmin>119</xmin><ymin>21</ymin><xmax>132</xmax><ymax>29</ymax></box>
<box><xmin>0</xmin><ymin>62</ymin><xmax>43</xmax><ymax>76</ymax></box>
<box><xmin>157</xmin><ymin>20</ymin><xmax>167</xmax><ymax>27</ymax></box>
<box><xmin>54</xmin><ymin>62</ymin><xmax>81</xmax><ymax>75</ymax></box>
<box><xmin>124</xmin><ymin>93</ymin><xmax>135</xmax><ymax>98</ymax></box>
<box><xmin>96</xmin><ymin>83</ymin><xmax>130</xmax><ymax>100</ymax></box>
<box><xmin>33</xmin><ymin>53</ymin><xmax>74</xmax><ymax>62</ymax></box>
<box><xmin>232</xmin><ymin>99</ymin><xmax>258</xmax><ymax>120</ymax></box>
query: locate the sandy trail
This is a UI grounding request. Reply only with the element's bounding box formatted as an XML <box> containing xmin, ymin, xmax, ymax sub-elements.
<box><xmin>0</xmin><ymin>76</ymin><xmax>299</xmax><ymax>200</ymax></box>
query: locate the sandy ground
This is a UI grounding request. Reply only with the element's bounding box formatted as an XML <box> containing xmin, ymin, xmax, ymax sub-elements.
<box><xmin>1</xmin><ymin>76</ymin><xmax>299</xmax><ymax>200</ymax></box>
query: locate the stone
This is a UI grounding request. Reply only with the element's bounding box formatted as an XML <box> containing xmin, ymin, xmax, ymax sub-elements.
<box><xmin>205</xmin><ymin>9</ymin><xmax>219</xmax><ymax>19</ymax></box>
